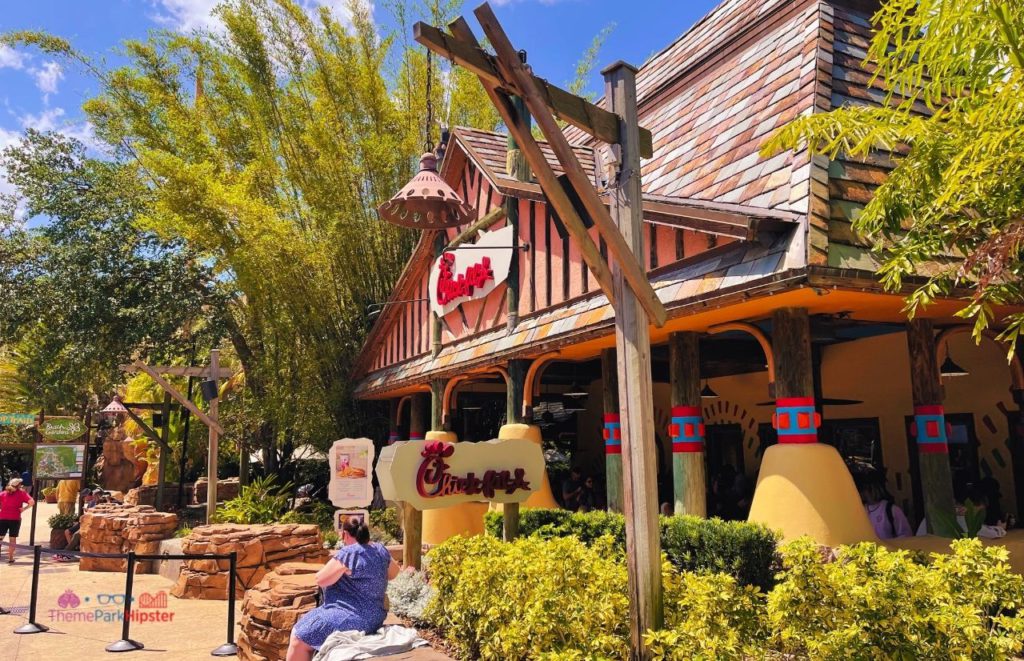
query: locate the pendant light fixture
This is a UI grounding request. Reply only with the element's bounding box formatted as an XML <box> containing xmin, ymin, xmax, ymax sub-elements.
<box><xmin>940</xmin><ymin>351</ymin><xmax>969</xmax><ymax>377</ymax></box>
<box><xmin>700</xmin><ymin>380</ymin><xmax>719</xmax><ymax>399</ymax></box>
<box><xmin>377</xmin><ymin>51</ymin><xmax>475</xmax><ymax>230</ymax></box>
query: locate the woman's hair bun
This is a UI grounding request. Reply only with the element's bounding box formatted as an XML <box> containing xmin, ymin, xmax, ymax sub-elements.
<box><xmin>343</xmin><ymin>516</ymin><xmax>371</xmax><ymax>544</ymax></box>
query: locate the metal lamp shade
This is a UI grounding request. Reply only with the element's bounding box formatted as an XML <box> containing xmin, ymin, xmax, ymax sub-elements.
<box><xmin>100</xmin><ymin>397</ymin><xmax>129</xmax><ymax>416</ymax></box>
<box><xmin>377</xmin><ymin>153</ymin><xmax>475</xmax><ymax>229</ymax></box>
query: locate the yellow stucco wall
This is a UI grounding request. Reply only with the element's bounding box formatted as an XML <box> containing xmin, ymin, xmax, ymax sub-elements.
<box><xmin>572</xmin><ymin>330</ymin><xmax>1020</xmax><ymax>521</ymax></box>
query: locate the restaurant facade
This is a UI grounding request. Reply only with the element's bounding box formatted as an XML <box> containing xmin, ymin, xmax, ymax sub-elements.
<box><xmin>353</xmin><ymin>0</ymin><xmax>1024</xmax><ymax>545</ymax></box>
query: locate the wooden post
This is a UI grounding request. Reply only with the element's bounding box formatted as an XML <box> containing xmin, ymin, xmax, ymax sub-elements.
<box><xmin>604</xmin><ymin>61</ymin><xmax>663</xmax><ymax>656</ymax></box>
<box><xmin>206</xmin><ymin>348</ymin><xmax>220</xmax><ymax>524</ymax></box>
<box><xmin>388</xmin><ymin>398</ymin><xmax>401</xmax><ymax>445</ymax></box>
<box><xmin>156</xmin><ymin>392</ymin><xmax>171</xmax><ymax>511</ymax></box>
<box><xmin>906</xmin><ymin>319</ymin><xmax>956</xmax><ymax>533</ymax></box>
<box><xmin>506</xmin><ymin>89</ymin><xmax>529</xmax><ymax>330</ymax></box>
<box><xmin>504</xmin><ymin>359</ymin><xmax>529</xmax><ymax>541</ymax></box>
<box><xmin>430</xmin><ymin>379</ymin><xmax>445</xmax><ymax>432</ymax></box>
<box><xmin>669</xmin><ymin>332</ymin><xmax>706</xmax><ymax>516</ymax></box>
<box><xmin>403</xmin><ymin>393</ymin><xmax>426</xmax><ymax>569</ymax></box>
<box><xmin>602</xmin><ymin>348</ymin><xmax>623</xmax><ymax>512</ymax></box>
<box><xmin>770</xmin><ymin>308</ymin><xmax>821</xmax><ymax>446</ymax></box>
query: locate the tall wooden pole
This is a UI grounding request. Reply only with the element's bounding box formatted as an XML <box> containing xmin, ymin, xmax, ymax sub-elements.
<box><xmin>771</xmin><ymin>308</ymin><xmax>820</xmax><ymax>443</ymax></box>
<box><xmin>206</xmin><ymin>348</ymin><xmax>220</xmax><ymax>524</ymax></box>
<box><xmin>504</xmin><ymin>358</ymin><xmax>529</xmax><ymax>541</ymax></box>
<box><xmin>156</xmin><ymin>392</ymin><xmax>171</xmax><ymax>511</ymax></box>
<box><xmin>388</xmin><ymin>398</ymin><xmax>401</xmax><ymax>445</ymax></box>
<box><xmin>906</xmin><ymin>319</ymin><xmax>956</xmax><ymax>532</ymax></box>
<box><xmin>669</xmin><ymin>332</ymin><xmax>705</xmax><ymax>516</ymax></box>
<box><xmin>604</xmin><ymin>61</ymin><xmax>663</xmax><ymax>657</ymax></box>
<box><xmin>602</xmin><ymin>348</ymin><xmax>622</xmax><ymax>512</ymax></box>
<box><xmin>403</xmin><ymin>394</ymin><xmax>426</xmax><ymax>569</ymax></box>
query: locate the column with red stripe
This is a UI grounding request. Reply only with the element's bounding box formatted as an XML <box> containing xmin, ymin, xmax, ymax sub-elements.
<box><xmin>910</xmin><ymin>404</ymin><xmax>949</xmax><ymax>454</ymax></box>
<box><xmin>603</xmin><ymin>413</ymin><xmax>622</xmax><ymax>454</ymax></box>
<box><xmin>772</xmin><ymin>397</ymin><xmax>820</xmax><ymax>443</ymax></box>
<box><xmin>669</xmin><ymin>406</ymin><xmax>704</xmax><ymax>452</ymax></box>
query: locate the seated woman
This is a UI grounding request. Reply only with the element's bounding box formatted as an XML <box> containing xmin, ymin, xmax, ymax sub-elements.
<box><xmin>287</xmin><ymin>517</ymin><xmax>401</xmax><ymax>661</ymax></box>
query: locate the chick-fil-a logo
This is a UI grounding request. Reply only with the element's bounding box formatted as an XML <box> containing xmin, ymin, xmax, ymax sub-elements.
<box><xmin>415</xmin><ymin>441</ymin><xmax>530</xmax><ymax>500</ymax></box>
<box><xmin>436</xmin><ymin>253</ymin><xmax>495</xmax><ymax>306</ymax></box>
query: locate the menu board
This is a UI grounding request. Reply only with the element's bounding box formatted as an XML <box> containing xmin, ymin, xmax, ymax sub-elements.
<box><xmin>328</xmin><ymin>438</ymin><xmax>375</xmax><ymax>508</ymax></box>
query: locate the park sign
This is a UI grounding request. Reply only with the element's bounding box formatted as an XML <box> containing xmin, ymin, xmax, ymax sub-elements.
<box><xmin>376</xmin><ymin>438</ymin><xmax>544</xmax><ymax>510</ymax></box>
<box><xmin>0</xmin><ymin>412</ymin><xmax>36</xmax><ymax>427</ymax></box>
<box><xmin>34</xmin><ymin>443</ymin><xmax>85</xmax><ymax>479</ymax></box>
<box><xmin>38</xmin><ymin>416</ymin><xmax>87</xmax><ymax>442</ymax></box>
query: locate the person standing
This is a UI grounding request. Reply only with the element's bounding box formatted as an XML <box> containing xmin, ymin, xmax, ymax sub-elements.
<box><xmin>561</xmin><ymin>467</ymin><xmax>584</xmax><ymax>511</ymax></box>
<box><xmin>0</xmin><ymin>478</ymin><xmax>35</xmax><ymax>564</ymax></box>
<box><xmin>56</xmin><ymin>479</ymin><xmax>80</xmax><ymax>515</ymax></box>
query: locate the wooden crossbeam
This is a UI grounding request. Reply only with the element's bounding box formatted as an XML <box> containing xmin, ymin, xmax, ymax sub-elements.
<box><xmin>122</xmin><ymin>407</ymin><xmax>171</xmax><ymax>452</ymax></box>
<box><xmin>414</xmin><ymin>22</ymin><xmax>653</xmax><ymax>159</ymax></box>
<box><xmin>131</xmin><ymin>360</ymin><xmax>224</xmax><ymax>435</ymax></box>
<box><xmin>473</xmin><ymin>4</ymin><xmax>667</xmax><ymax>327</ymax></box>
<box><xmin>447</xmin><ymin>17</ymin><xmax>619</xmax><ymax>310</ymax></box>
<box><xmin>120</xmin><ymin>364</ymin><xmax>234</xmax><ymax>379</ymax></box>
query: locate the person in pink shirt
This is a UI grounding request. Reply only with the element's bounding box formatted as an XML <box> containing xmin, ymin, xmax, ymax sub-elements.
<box><xmin>859</xmin><ymin>480</ymin><xmax>912</xmax><ymax>540</ymax></box>
<box><xmin>0</xmin><ymin>477</ymin><xmax>35</xmax><ymax>564</ymax></box>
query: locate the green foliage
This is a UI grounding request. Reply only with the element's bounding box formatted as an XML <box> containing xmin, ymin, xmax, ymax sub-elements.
<box><xmin>370</xmin><ymin>506</ymin><xmax>402</xmax><ymax>544</ymax></box>
<box><xmin>931</xmin><ymin>499</ymin><xmax>987</xmax><ymax>538</ymax></box>
<box><xmin>174</xmin><ymin>526</ymin><xmax>193</xmax><ymax>539</ymax></box>
<box><xmin>387</xmin><ymin>568</ymin><xmax>434</xmax><ymax>624</ymax></box>
<box><xmin>322</xmin><ymin>530</ymin><xmax>339</xmax><ymax>548</ymax></box>
<box><xmin>280</xmin><ymin>500</ymin><xmax>335</xmax><ymax>531</ymax></box>
<box><xmin>427</xmin><ymin>534</ymin><xmax>631</xmax><ymax>660</ymax></box>
<box><xmin>647</xmin><ymin>569</ymin><xmax>767</xmax><ymax>661</ymax></box>
<box><xmin>484</xmin><ymin>508</ymin><xmax>778</xmax><ymax>589</ymax></box>
<box><xmin>41</xmin><ymin>486</ymin><xmax>56</xmax><ymax>498</ymax></box>
<box><xmin>762</xmin><ymin>1</ymin><xmax>1024</xmax><ymax>350</ymax></box>
<box><xmin>46</xmin><ymin>512</ymin><xmax>78</xmax><ymax>530</ymax></box>
<box><xmin>212</xmin><ymin>475</ymin><xmax>291</xmax><ymax>524</ymax></box>
<box><xmin>767</xmin><ymin>538</ymin><xmax>1024</xmax><ymax>660</ymax></box>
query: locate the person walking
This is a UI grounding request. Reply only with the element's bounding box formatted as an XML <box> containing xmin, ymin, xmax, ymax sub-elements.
<box><xmin>56</xmin><ymin>478</ymin><xmax>80</xmax><ymax>515</ymax></box>
<box><xmin>0</xmin><ymin>478</ymin><xmax>35</xmax><ymax>564</ymax></box>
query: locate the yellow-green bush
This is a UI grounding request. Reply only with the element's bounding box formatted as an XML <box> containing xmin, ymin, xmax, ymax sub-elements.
<box><xmin>768</xmin><ymin>538</ymin><xmax>1024</xmax><ymax>660</ymax></box>
<box><xmin>426</xmin><ymin>534</ymin><xmax>632</xmax><ymax>660</ymax></box>
<box><xmin>646</xmin><ymin>567</ymin><xmax>768</xmax><ymax>660</ymax></box>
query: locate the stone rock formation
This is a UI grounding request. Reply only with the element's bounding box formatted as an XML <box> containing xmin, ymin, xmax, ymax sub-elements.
<box><xmin>172</xmin><ymin>523</ymin><xmax>328</xmax><ymax>600</ymax></box>
<box><xmin>124</xmin><ymin>483</ymin><xmax>193</xmax><ymax>509</ymax></box>
<box><xmin>95</xmin><ymin>426</ymin><xmax>144</xmax><ymax>493</ymax></box>
<box><xmin>238</xmin><ymin>563</ymin><xmax>320</xmax><ymax>661</ymax></box>
<box><xmin>79</xmin><ymin>503</ymin><xmax>179</xmax><ymax>573</ymax></box>
<box><xmin>193</xmin><ymin>477</ymin><xmax>241</xmax><ymax>504</ymax></box>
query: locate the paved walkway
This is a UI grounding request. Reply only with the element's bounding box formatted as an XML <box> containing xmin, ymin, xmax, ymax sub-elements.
<box><xmin>0</xmin><ymin>502</ymin><xmax>452</xmax><ymax>661</ymax></box>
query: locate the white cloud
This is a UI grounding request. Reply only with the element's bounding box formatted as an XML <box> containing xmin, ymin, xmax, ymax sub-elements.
<box><xmin>0</xmin><ymin>45</ymin><xmax>26</xmax><ymax>71</ymax></box>
<box><xmin>19</xmin><ymin>107</ymin><xmax>65</xmax><ymax>133</ymax></box>
<box><xmin>151</xmin><ymin>0</ymin><xmax>368</xmax><ymax>33</ymax></box>
<box><xmin>29</xmin><ymin>61</ymin><xmax>63</xmax><ymax>98</ymax></box>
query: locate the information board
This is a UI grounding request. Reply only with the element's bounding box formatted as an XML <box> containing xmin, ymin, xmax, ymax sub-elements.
<box><xmin>34</xmin><ymin>443</ymin><xmax>86</xmax><ymax>479</ymax></box>
<box><xmin>328</xmin><ymin>438</ymin><xmax>375</xmax><ymax>508</ymax></box>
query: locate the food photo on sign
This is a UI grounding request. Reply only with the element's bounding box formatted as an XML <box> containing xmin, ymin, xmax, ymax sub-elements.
<box><xmin>328</xmin><ymin>438</ymin><xmax>375</xmax><ymax>508</ymax></box>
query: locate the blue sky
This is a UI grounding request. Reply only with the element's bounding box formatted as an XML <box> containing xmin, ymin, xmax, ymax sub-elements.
<box><xmin>0</xmin><ymin>0</ymin><xmax>719</xmax><ymax>208</ymax></box>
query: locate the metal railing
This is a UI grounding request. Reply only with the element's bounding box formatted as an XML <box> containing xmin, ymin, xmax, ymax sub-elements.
<box><xmin>2</xmin><ymin>543</ymin><xmax>238</xmax><ymax>656</ymax></box>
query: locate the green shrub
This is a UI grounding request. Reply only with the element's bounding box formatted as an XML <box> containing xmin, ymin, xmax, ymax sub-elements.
<box><xmin>47</xmin><ymin>512</ymin><xmax>78</xmax><ymax>529</ymax></box>
<box><xmin>41</xmin><ymin>486</ymin><xmax>57</xmax><ymax>498</ymax></box>
<box><xmin>388</xmin><ymin>569</ymin><xmax>434</xmax><ymax>624</ymax></box>
<box><xmin>427</xmin><ymin>534</ymin><xmax>631</xmax><ymax>660</ymax></box>
<box><xmin>370</xmin><ymin>507</ymin><xmax>403</xmax><ymax>544</ymax></box>
<box><xmin>174</xmin><ymin>526</ymin><xmax>192</xmax><ymax>539</ymax></box>
<box><xmin>280</xmin><ymin>500</ymin><xmax>335</xmax><ymax>530</ymax></box>
<box><xmin>768</xmin><ymin>537</ymin><xmax>1024</xmax><ymax>660</ymax></box>
<box><xmin>647</xmin><ymin>568</ymin><xmax>768</xmax><ymax>660</ymax></box>
<box><xmin>485</xmin><ymin>509</ymin><xmax>778</xmax><ymax>590</ymax></box>
<box><xmin>322</xmin><ymin>531</ymin><xmax>339</xmax><ymax>548</ymax></box>
<box><xmin>212</xmin><ymin>475</ymin><xmax>291</xmax><ymax>524</ymax></box>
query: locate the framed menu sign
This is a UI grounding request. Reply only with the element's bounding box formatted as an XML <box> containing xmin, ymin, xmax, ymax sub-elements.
<box><xmin>328</xmin><ymin>438</ymin><xmax>375</xmax><ymax>508</ymax></box>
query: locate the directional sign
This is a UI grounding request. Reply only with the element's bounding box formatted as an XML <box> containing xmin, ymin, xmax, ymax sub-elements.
<box><xmin>0</xmin><ymin>412</ymin><xmax>36</xmax><ymax>427</ymax></box>
<box><xmin>38</xmin><ymin>417</ymin><xmax>87</xmax><ymax>442</ymax></box>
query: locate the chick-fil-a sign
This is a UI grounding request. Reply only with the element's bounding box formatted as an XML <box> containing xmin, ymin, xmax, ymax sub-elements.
<box><xmin>416</xmin><ymin>441</ymin><xmax>530</xmax><ymax>499</ymax></box>
<box><xmin>375</xmin><ymin>437</ymin><xmax>544</xmax><ymax>510</ymax></box>
<box><xmin>428</xmin><ymin>225</ymin><xmax>514</xmax><ymax>316</ymax></box>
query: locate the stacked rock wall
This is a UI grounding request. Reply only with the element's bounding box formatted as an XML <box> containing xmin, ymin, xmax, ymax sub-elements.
<box><xmin>124</xmin><ymin>483</ymin><xmax>193</xmax><ymax>508</ymax></box>
<box><xmin>193</xmin><ymin>477</ymin><xmax>240</xmax><ymax>504</ymax></box>
<box><xmin>79</xmin><ymin>504</ymin><xmax>179</xmax><ymax>573</ymax></box>
<box><xmin>172</xmin><ymin>523</ymin><xmax>328</xmax><ymax>600</ymax></box>
<box><xmin>238</xmin><ymin>563</ymin><xmax>320</xmax><ymax>661</ymax></box>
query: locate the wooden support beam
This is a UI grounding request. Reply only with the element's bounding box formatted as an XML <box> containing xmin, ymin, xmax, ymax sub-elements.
<box><xmin>504</xmin><ymin>358</ymin><xmax>529</xmax><ymax>541</ymax></box>
<box><xmin>669</xmin><ymin>332</ymin><xmax>706</xmax><ymax>517</ymax></box>
<box><xmin>403</xmin><ymin>394</ymin><xmax>426</xmax><ymax>570</ymax></box>
<box><xmin>430</xmin><ymin>379</ymin><xmax>445</xmax><ymax>432</ymax></box>
<box><xmin>474</xmin><ymin>5</ymin><xmax>667</xmax><ymax>327</ymax></box>
<box><xmin>447</xmin><ymin>17</ymin><xmax>619</xmax><ymax>314</ymax></box>
<box><xmin>131</xmin><ymin>360</ymin><xmax>224</xmax><ymax>435</ymax></box>
<box><xmin>603</xmin><ymin>60</ymin><xmax>663</xmax><ymax>655</ymax></box>
<box><xmin>206</xmin><ymin>349</ymin><xmax>221</xmax><ymax>524</ymax></box>
<box><xmin>157</xmin><ymin>392</ymin><xmax>171</xmax><ymax>511</ymax></box>
<box><xmin>414</xmin><ymin>21</ymin><xmax>653</xmax><ymax>158</ymax></box>
<box><xmin>772</xmin><ymin>308</ymin><xmax>814</xmax><ymax>401</ymax></box>
<box><xmin>906</xmin><ymin>319</ymin><xmax>956</xmax><ymax>533</ymax></box>
<box><xmin>601</xmin><ymin>348</ymin><xmax>623</xmax><ymax>513</ymax></box>
<box><xmin>444</xmin><ymin>206</ymin><xmax>506</xmax><ymax>251</ymax></box>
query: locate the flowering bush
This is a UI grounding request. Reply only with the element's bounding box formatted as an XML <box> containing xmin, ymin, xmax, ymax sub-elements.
<box><xmin>387</xmin><ymin>569</ymin><xmax>434</xmax><ymax>624</ymax></box>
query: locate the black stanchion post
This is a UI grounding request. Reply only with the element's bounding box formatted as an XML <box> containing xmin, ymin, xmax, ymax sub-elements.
<box><xmin>14</xmin><ymin>545</ymin><xmax>49</xmax><ymax>633</ymax></box>
<box><xmin>105</xmin><ymin>552</ymin><xmax>143</xmax><ymax>652</ymax></box>
<box><xmin>211</xmin><ymin>552</ymin><xmax>239</xmax><ymax>657</ymax></box>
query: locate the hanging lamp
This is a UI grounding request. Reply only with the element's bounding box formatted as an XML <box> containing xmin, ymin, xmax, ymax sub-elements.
<box><xmin>940</xmin><ymin>351</ymin><xmax>969</xmax><ymax>377</ymax></box>
<box><xmin>700</xmin><ymin>381</ymin><xmax>719</xmax><ymax>399</ymax></box>
<box><xmin>377</xmin><ymin>51</ymin><xmax>474</xmax><ymax>230</ymax></box>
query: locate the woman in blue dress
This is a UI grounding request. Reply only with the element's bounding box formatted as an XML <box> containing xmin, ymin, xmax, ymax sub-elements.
<box><xmin>287</xmin><ymin>516</ymin><xmax>401</xmax><ymax>661</ymax></box>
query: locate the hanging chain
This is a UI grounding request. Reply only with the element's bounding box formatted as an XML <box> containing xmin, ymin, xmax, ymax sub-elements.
<box><xmin>425</xmin><ymin>49</ymin><xmax>434</xmax><ymax>153</ymax></box>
